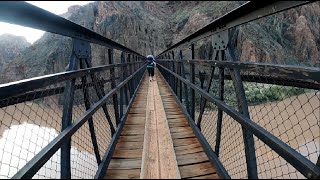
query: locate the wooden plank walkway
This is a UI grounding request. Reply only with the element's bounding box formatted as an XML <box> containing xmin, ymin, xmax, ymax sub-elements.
<box><xmin>105</xmin><ymin>75</ymin><xmax>148</xmax><ymax>179</ymax></box>
<box><xmin>104</xmin><ymin>70</ymin><xmax>219</xmax><ymax>179</ymax></box>
<box><xmin>156</xmin><ymin>70</ymin><xmax>219</xmax><ymax>179</ymax></box>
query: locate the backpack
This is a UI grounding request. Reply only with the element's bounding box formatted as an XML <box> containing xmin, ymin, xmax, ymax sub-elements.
<box><xmin>147</xmin><ymin>60</ymin><xmax>154</xmax><ymax>68</ymax></box>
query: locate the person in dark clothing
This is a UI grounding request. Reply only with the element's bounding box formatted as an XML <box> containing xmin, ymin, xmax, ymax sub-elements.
<box><xmin>146</xmin><ymin>55</ymin><xmax>156</xmax><ymax>81</ymax></box>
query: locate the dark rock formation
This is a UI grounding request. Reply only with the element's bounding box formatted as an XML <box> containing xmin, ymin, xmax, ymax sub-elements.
<box><xmin>0</xmin><ymin>1</ymin><xmax>319</xmax><ymax>84</ymax></box>
<box><xmin>0</xmin><ymin>34</ymin><xmax>30</xmax><ymax>71</ymax></box>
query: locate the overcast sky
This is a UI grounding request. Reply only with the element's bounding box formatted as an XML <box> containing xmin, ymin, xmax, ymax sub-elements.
<box><xmin>0</xmin><ymin>1</ymin><xmax>94</xmax><ymax>44</ymax></box>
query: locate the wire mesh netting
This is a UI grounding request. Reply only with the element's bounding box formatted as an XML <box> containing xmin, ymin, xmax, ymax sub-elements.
<box><xmin>198</xmin><ymin>101</ymin><xmax>218</xmax><ymax>150</ymax></box>
<box><xmin>0</xmin><ymin>61</ymin><xmax>144</xmax><ymax>179</ymax></box>
<box><xmin>240</xmin><ymin>70</ymin><xmax>320</xmax><ymax>178</ymax></box>
<box><xmin>254</xmin><ymin>137</ymin><xmax>305</xmax><ymax>179</ymax></box>
<box><xmin>0</xmin><ymin>84</ymin><xmax>64</xmax><ymax>178</ymax></box>
<box><xmin>158</xmin><ymin>59</ymin><xmax>319</xmax><ymax>179</ymax></box>
<box><xmin>219</xmin><ymin>113</ymin><xmax>247</xmax><ymax>178</ymax></box>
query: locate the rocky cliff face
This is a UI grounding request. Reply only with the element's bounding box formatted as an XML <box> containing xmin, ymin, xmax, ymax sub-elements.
<box><xmin>0</xmin><ymin>1</ymin><xmax>319</xmax><ymax>84</ymax></box>
<box><xmin>0</xmin><ymin>34</ymin><xmax>30</xmax><ymax>72</ymax></box>
<box><xmin>235</xmin><ymin>2</ymin><xmax>320</xmax><ymax>66</ymax></box>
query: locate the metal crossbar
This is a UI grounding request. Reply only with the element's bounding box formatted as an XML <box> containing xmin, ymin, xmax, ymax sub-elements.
<box><xmin>0</xmin><ymin>1</ymin><xmax>147</xmax><ymax>179</ymax></box>
<box><xmin>0</xmin><ymin>2</ymin><xmax>143</xmax><ymax>56</ymax></box>
<box><xmin>11</xmin><ymin>64</ymin><xmax>146</xmax><ymax>179</ymax></box>
<box><xmin>156</xmin><ymin>0</ymin><xmax>319</xmax><ymax>179</ymax></box>
<box><xmin>156</xmin><ymin>1</ymin><xmax>311</xmax><ymax>57</ymax></box>
<box><xmin>0</xmin><ymin>0</ymin><xmax>319</xmax><ymax>179</ymax></box>
<box><xmin>157</xmin><ymin>62</ymin><xmax>320</xmax><ymax>179</ymax></box>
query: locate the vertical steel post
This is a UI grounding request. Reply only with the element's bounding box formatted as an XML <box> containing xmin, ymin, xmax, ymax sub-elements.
<box><xmin>79</xmin><ymin>60</ymin><xmax>101</xmax><ymax>165</ymax></box>
<box><xmin>180</xmin><ymin>50</ymin><xmax>190</xmax><ymax>112</ymax></box>
<box><xmin>190</xmin><ymin>44</ymin><xmax>196</xmax><ymax>120</ymax></box>
<box><xmin>167</xmin><ymin>53</ymin><xmax>172</xmax><ymax>87</ymax></box>
<box><xmin>84</xmin><ymin>58</ymin><xmax>115</xmax><ymax>136</ymax></box>
<box><xmin>120</xmin><ymin>52</ymin><xmax>126</xmax><ymax>117</ymax></box>
<box><xmin>226</xmin><ymin>36</ymin><xmax>258</xmax><ymax>179</ymax></box>
<box><xmin>61</xmin><ymin>39</ymin><xmax>79</xmax><ymax>179</ymax></box>
<box><xmin>108</xmin><ymin>49</ymin><xmax>120</xmax><ymax>125</ymax></box>
<box><xmin>198</xmin><ymin>70</ymin><xmax>206</xmax><ymax>128</ymax></box>
<box><xmin>133</xmin><ymin>55</ymin><xmax>137</xmax><ymax>88</ymax></box>
<box><xmin>215</xmin><ymin>65</ymin><xmax>224</xmax><ymax>156</ymax></box>
<box><xmin>127</xmin><ymin>54</ymin><xmax>133</xmax><ymax>98</ymax></box>
<box><xmin>196</xmin><ymin>48</ymin><xmax>215</xmax><ymax>130</ymax></box>
<box><xmin>125</xmin><ymin>55</ymin><xmax>130</xmax><ymax>105</ymax></box>
<box><xmin>178</xmin><ymin>52</ymin><xmax>182</xmax><ymax>102</ymax></box>
<box><xmin>172</xmin><ymin>51</ymin><xmax>177</xmax><ymax>92</ymax></box>
<box><xmin>129</xmin><ymin>54</ymin><xmax>134</xmax><ymax>96</ymax></box>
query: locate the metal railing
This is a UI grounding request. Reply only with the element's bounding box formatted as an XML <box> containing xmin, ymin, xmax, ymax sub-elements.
<box><xmin>156</xmin><ymin>1</ymin><xmax>320</xmax><ymax>179</ymax></box>
<box><xmin>0</xmin><ymin>2</ymin><xmax>146</xmax><ymax>179</ymax></box>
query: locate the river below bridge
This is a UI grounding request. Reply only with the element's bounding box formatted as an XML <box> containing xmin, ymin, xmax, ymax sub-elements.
<box><xmin>0</xmin><ymin>92</ymin><xmax>319</xmax><ymax>179</ymax></box>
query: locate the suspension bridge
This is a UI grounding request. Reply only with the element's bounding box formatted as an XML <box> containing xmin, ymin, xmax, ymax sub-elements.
<box><xmin>0</xmin><ymin>1</ymin><xmax>319</xmax><ymax>179</ymax></box>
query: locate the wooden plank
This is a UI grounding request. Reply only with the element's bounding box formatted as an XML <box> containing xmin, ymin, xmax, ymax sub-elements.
<box><xmin>105</xmin><ymin>169</ymin><xmax>141</xmax><ymax>179</ymax></box>
<box><xmin>128</xmin><ymin>110</ymin><xmax>146</xmax><ymax>113</ymax></box>
<box><xmin>167</xmin><ymin>118</ymin><xmax>188</xmax><ymax>123</ymax></box>
<box><xmin>176</xmin><ymin>152</ymin><xmax>209</xmax><ymax>166</ymax></box>
<box><xmin>167</xmin><ymin>114</ymin><xmax>186</xmax><ymax>118</ymax></box>
<box><xmin>164</xmin><ymin>106</ymin><xmax>180</xmax><ymax>109</ymax></box>
<box><xmin>125</xmin><ymin>118</ymin><xmax>145</xmax><ymax>125</ymax></box>
<box><xmin>130</xmin><ymin>106</ymin><xmax>146</xmax><ymax>109</ymax></box>
<box><xmin>175</xmin><ymin>146</ymin><xmax>204</xmax><ymax>156</ymax></box>
<box><xmin>167</xmin><ymin>117</ymin><xmax>187</xmax><ymax>120</ymax></box>
<box><xmin>168</xmin><ymin>121</ymin><xmax>188</xmax><ymax>125</ymax></box>
<box><xmin>112</xmin><ymin>148</ymin><xmax>143</xmax><ymax>158</ymax></box>
<box><xmin>130</xmin><ymin>105</ymin><xmax>147</xmax><ymax>108</ymax></box>
<box><xmin>179</xmin><ymin>161</ymin><xmax>216</xmax><ymax>178</ymax></box>
<box><xmin>171</xmin><ymin>131</ymin><xmax>196</xmax><ymax>139</ymax></box>
<box><xmin>166</xmin><ymin>111</ymin><xmax>183</xmax><ymax>115</ymax></box>
<box><xmin>128</xmin><ymin>110</ymin><xmax>146</xmax><ymax>114</ymax></box>
<box><xmin>122</xmin><ymin>124</ymin><xmax>145</xmax><ymax>129</ymax></box>
<box><xmin>121</xmin><ymin>128</ymin><xmax>145</xmax><ymax>135</ymax></box>
<box><xmin>126</xmin><ymin>117</ymin><xmax>146</xmax><ymax>121</ymax></box>
<box><xmin>118</xmin><ymin>135</ymin><xmax>144</xmax><ymax>142</ymax></box>
<box><xmin>162</xmin><ymin>101</ymin><xmax>177</xmax><ymax>104</ymax></box>
<box><xmin>108</xmin><ymin>158</ymin><xmax>142</xmax><ymax>169</ymax></box>
<box><xmin>140</xmin><ymin>79</ymin><xmax>160</xmax><ymax>179</ymax></box>
<box><xmin>154</xmin><ymin>73</ymin><xmax>181</xmax><ymax>179</ymax></box>
<box><xmin>126</xmin><ymin>114</ymin><xmax>146</xmax><ymax>118</ymax></box>
<box><xmin>173</xmin><ymin>138</ymin><xmax>201</xmax><ymax>147</ymax></box>
<box><xmin>162</xmin><ymin>102</ymin><xmax>178</xmax><ymax>105</ymax></box>
<box><xmin>174</xmin><ymin>143</ymin><xmax>202</xmax><ymax>151</ymax></box>
<box><xmin>115</xmin><ymin>141</ymin><xmax>144</xmax><ymax>149</ymax></box>
<box><xmin>170</xmin><ymin>126</ymin><xmax>193</xmax><ymax>133</ymax></box>
<box><xmin>168</xmin><ymin>123</ymin><xmax>189</xmax><ymax>128</ymax></box>
<box><xmin>187</xmin><ymin>173</ymin><xmax>220</xmax><ymax>179</ymax></box>
<box><xmin>173</xmin><ymin>138</ymin><xmax>200</xmax><ymax>147</ymax></box>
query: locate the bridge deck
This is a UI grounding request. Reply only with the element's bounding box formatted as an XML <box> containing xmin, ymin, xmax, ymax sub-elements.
<box><xmin>104</xmin><ymin>70</ymin><xmax>219</xmax><ymax>179</ymax></box>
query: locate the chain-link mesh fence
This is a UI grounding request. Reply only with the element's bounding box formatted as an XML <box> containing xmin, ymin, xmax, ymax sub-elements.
<box><xmin>157</xmin><ymin>59</ymin><xmax>319</xmax><ymax>179</ymax></box>
<box><xmin>0</xmin><ymin>60</ymin><xmax>145</xmax><ymax>179</ymax></box>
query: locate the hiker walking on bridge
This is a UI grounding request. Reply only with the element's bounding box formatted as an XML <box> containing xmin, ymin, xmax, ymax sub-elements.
<box><xmin>146</xmin><ymin>55</ymin><xmax>156</xmax><ymax>81</ymax></box>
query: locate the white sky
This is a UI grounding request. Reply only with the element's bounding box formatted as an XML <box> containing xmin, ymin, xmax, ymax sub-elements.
<box><xmin>0</xmin><ymin>1</ymin><xmax>94</xmax><ymax>44</ymax></box>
